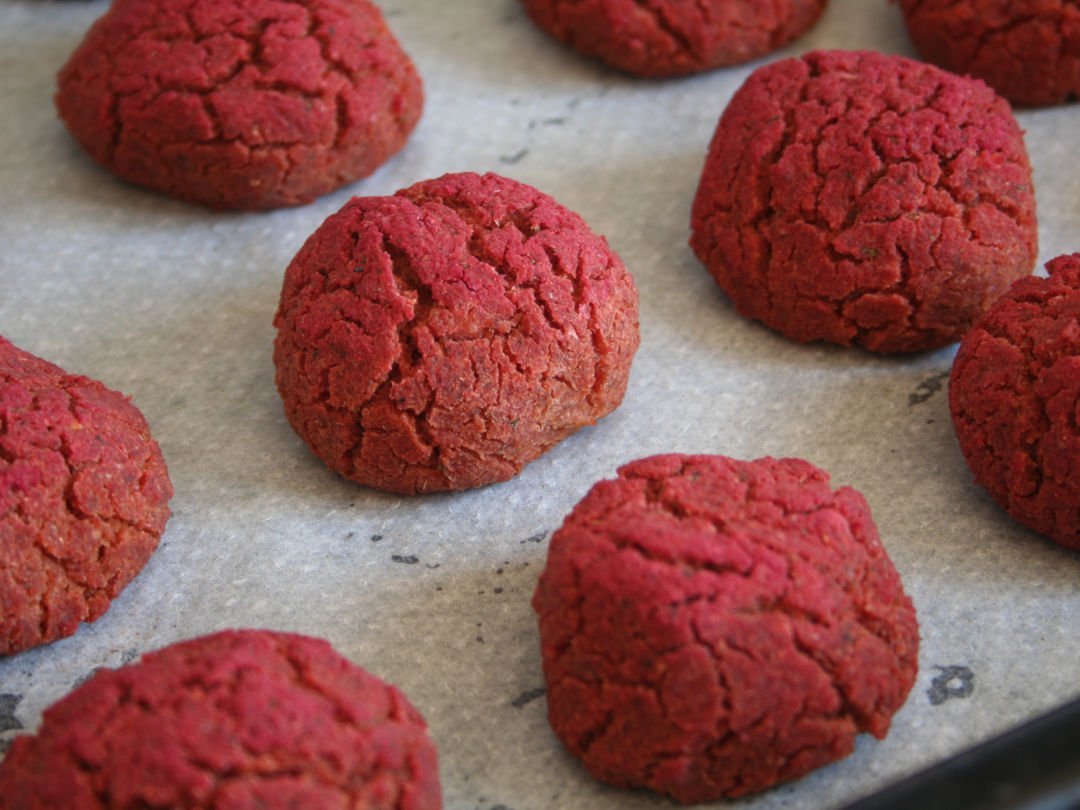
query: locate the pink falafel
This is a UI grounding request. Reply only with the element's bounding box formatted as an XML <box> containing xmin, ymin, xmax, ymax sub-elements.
<box><xmin>0</xmin><ymin>336</ymin><xmax>172</xmax><ymax>656</ymax></box>
<box><xmin>55</xmin><ymin>0</ymin><xmax>423</xmax><ymax>210</ymax></box>
<box><xmin>273</xmin><ymin>171</ymin><xmax>640</xmax><ymax>495</ymax></box>
<box><xmin>895</xmin><ymin>0</ymin><xmax>1080</xmax><ymax>107</ymax></box>
<box><xmin>520</xmin><ymin>0</ymin><xmax>829</xmax><ymax>77</ymax></box>
<box><xmin>0</xmin><ymin>629</ymin><xmax>441</xmax><ymax>808</ymax></box>
<box><xmin>691</xmin><ymin>49</ymin><xmax>1037</xmax><ymax>353</ymax></box>
<box><xmin>950</xmin><ymin>253</ymin><xmax>1080</xmax><ymax>551</ymax></box>
<box><xmin>533</xmin><ymin>454</ymin><xmax>919</xmax><ymax>803</ymax></box>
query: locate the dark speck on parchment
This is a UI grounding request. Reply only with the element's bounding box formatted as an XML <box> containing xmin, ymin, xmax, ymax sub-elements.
<box><xmin>909</xmin><ymin>371</ymin><xmax>950</xmax><ymax>407</ymax></box>
<box><xmin>0</xmin><ymin>694</ymin><xmax>22</xmax><ymax>733</ymax></box>
<box><xmin>928</xmin><ymin>665</ymin><xmax>975</xmax><ymax>705</ymax></box>
<box><xmin>510</xmin><ymin>687</ymin><xmax>546</xmax><ymax>708</ymax></box>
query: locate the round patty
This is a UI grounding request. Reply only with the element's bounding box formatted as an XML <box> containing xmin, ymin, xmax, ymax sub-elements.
<box><xmin>896</xmin><ymin>0</ymin><xmax>1080</xmax><ymax>107</ymax></box>
<box><xmin>0</xmin><ymin>629</ymin><xmax>441</xmax><ymax>808</ymax></box>
<box><xmin>520</xmin><ymin>0</ymin><xmax>829</xmax><ymax>77</ymax></box>
<box><xmin>273</xmin><ymin>171</ymin><xmax>640</xmax><ymax>494</ymax></box>
<box><xmin>55</xmin><ymin>0</ymin><xmax>423</xmax><ymax>210</ymax></box>
<box><xmin>690</xmin><ymin>49</ymin><xmax>1037</xmax><ymax>353</ymax></box>
<box><xmin>0</xmin><ymin>336</ymin><xmax>172</xmax><ymax>656</ymax></box>
<box><xmin>950</xmin><ymin>253</ymin><xmax>1080</xmax><ymax>551</ymax></box>
<box><xmin>533</xmin><ymin>453</ymin><xmax>919</xmax><ymax>803</ymax></box>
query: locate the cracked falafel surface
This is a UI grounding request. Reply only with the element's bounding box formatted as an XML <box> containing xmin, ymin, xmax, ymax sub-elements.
<box><xmin>0</xmin><ymin>336</ymin><xmax>172</xmax><ymax>656</ymax></box>
<box><xmin>896</xmin><ymin>0</ymin><xmax>1080</xmax><ymax>107</ymax></box>
<box><xmin>54</xmin><ymin>0</ymin><xmax>423</xmax><ymax>210</ymax></box>
<box><xmin>520</xmin><ymin>0</ymin><xmax>828</xmax><ymax>77</ymax></box>
<box><xmin>273</xmin><ymin>171</ymin><xmax>640</xmax><ymax>494</ymax></box>
<box><xmin>532</xmin><ymin>454</ymin><xmax>918</xmax><ymax>804</ymax></box>
<box><xmin>0</xmin><ymin>629</ymin><xmax>441</xmax><ymax>808</ymax></box>
<box><xmin>690</xmin><ymin>49</ymin><xmax>1037</xmax><ymax>353</ymax></box>
<box><xmin>949</xmin><ymin>253</ymin><xmax>1080</xmax><ymax>551</ymax></box>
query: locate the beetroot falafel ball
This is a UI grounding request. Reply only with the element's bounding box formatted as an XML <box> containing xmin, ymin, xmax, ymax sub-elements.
<box><xmin>520</xmin><ymin>0</ymin><xmax>829</xmax><ymax>77</ymax></box>
<box><xmin>950</xmin><ymin>254</ymin><xmax>1080</xmax><ymax>551</ymax></box>
<box><xmin>895</xmin><ymin>0</ymin><xmax>1080</xmax><ymax>108</ymax></box>
<box><xmin>690</xmin><ymin>49</ymin><xmax>1037</xmax><ymax>353</ymax></box>
<box><xmin>0</xmin><ymin>336</ymin><xmax>172</xmax><ymax>656</ymax></box>
<box><xmin>0</xmin><ymin>629</ymin><xmax>442</xmax><ymax>808</ymax></box>
<box><xmin>533</xmin><ymin>454</ymin><xmax>919</xmax><ymax>804</ymax></box>
<box><xmin>55</xmin><ymin>0</ymin><xmax>423</xmax><ymax>210</ymax></box>
<box><xmin>273</xmin><ymin>171</ymin><xmax>640</xmax><ymax>494</ymax></box>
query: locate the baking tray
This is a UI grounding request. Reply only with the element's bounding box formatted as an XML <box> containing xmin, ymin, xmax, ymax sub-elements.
<box><xmin>1</xmin><ymin>1</ymin><xmax>1078</xmax><ymax>807</ymax></box>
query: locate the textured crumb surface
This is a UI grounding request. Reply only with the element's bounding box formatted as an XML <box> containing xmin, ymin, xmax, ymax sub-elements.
<box><xmin>896</xmin><ymin>0</ymin><xmax>1080</xmax><ymax>108</ymax></box>
<box><xmin>0</xmin><ymin>629</ymin><xmax>441</xmax><ymax>809</ymax></box>
<box><xmin>55</xmin><ymin>0</ymin><xmax>423</xmax><ymax>210</ymax></box>
<box><xmin>519</xmin><ymin>0</ymin><xmax>829</xmax><ymax>77</ymax></box>
<box><xmin>533</xmin><ymin>454</ymin><xmax>919</xmax><ymax>803</ymax></box>
<box><xmin>273</xmin><ymin>171</ymin><xmax>640</xmax><ymax>495</ymax></box>
<box><xmin>0</xmin><ymin>337</ymin><xmax>172</xmax><ymax>657</ymax></box>
<box><xmin>690</xmin><ymin>49</ymin><xmax>1037</xmax><ymax>353</ymax></box>
<box><xmin>950</xmin><ymin>254</ymin><xmax>1080</xmax><ymax>550</ymax></box>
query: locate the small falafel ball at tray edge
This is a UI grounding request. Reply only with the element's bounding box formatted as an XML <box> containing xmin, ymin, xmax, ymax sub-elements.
<box><xmin>895</xmin><ymin>0</ymin><xmax>1080</xmax><ymax>107</ymax></box>
<box><xmin>0</xmin><ymin>629</ymin><xmax>442</xmax><ymax>808</ymax></box>
<box><xmin>520</xmin><ymin>0</ymin><xmax>830</xmax><ymax>77</ymax></box>
<box><xmin>950</xmin><ymin>254</ymin><xmax>1080</xmax><ymax>551</ymax></box>
<box><xmin>0</xmin><ymin>336</ymin><xmax>172</xmax><ymax>656</ymax></box>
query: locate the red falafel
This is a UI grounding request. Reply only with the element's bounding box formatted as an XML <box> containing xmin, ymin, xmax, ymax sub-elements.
<box><xmin>533</xmin><ymin>454</ymin><xmax>919</xmax><ymax>803</ymax></box>
<box><xmin>273</xmin><ymin>171</ymin><xmax>640</xmax><ymax>494</ymax></box>
<box><xmin>520</xmin><ymin>0</ymin><xmax>829</xmax><ymax>77</ymax></box>
<box><xmin>690</xmin><ymin>49</ymin><xmax>1037</xmax><ymax>353</ymax></box>
<box><xmin>55</xmin><ymin>0</ymin><xmax>423</xmax><ymax>210</ymax></box>
<box><xmin>895</xmin><ymin>0</ymin><xmax>1080</xmax><ymax>107</ymax></box>
<box><xmin>950</xmin><ymin>253</ymin><xmax>1080</xmax><ymax>551</ymax></box>
<box><xmin>0</xmin><ymin>629</ymin><xmax>442</xmax><ymax>808</ymax></box>
<box><xmin>0</xmin><ymin>336</ymin><xmax>172</xmax><ymax>656</ymax></box>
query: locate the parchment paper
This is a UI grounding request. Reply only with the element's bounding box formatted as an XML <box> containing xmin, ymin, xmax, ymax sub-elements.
<box><xmin>1</xmin><ymin>1</ymin><xmax>1078</xmax><ymax>808</ymax></box>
